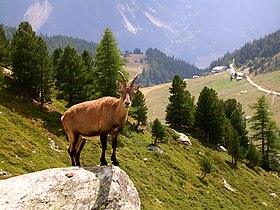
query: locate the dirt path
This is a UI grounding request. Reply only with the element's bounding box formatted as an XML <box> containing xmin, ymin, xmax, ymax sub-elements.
<box><xmin>246</xmin><ymin>76</ymin><xmax>280</xmax><ymax>96</ymax></box>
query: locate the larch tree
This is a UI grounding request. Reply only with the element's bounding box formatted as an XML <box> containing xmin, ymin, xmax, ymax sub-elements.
<box><xmin>250</xmin><ymin>95</ymin><xmax>279</xmax><ymax>170</ymax></box>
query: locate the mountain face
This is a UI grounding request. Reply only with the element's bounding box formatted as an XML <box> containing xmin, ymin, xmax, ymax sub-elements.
<box><xmin>1</xmin><ymin>0</ymin><xmax>280</xmax><ymax>67</ymax></box>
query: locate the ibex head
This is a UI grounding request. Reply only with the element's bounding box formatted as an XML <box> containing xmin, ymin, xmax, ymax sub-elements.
<box><xmin>116</xmin><ymin>71</ymin><xmax>140</xmax><ymax>108</ymax></box>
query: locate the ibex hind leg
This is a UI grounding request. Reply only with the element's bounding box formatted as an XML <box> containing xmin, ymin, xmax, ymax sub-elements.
<box><xmin>67</xmin><ymin>132</ymin><xmax>79</xmax><ymax>166</ymax></box>
<box><xmin>74</xmin><ymin>136</ymin><xmax>86</xmax><ymax>166</ymax></box>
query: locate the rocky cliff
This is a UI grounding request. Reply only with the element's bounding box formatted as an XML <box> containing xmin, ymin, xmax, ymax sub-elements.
<box><xmin>0</xmin><ymin>165</ymin><xmax>140</xmax><ymax>210</ymax></box>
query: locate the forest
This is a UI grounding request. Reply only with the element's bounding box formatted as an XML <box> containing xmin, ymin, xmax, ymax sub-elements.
<box><xmin>139</xmin><ymin>48</ymin><xmax>203</xmax><ymax>87</ymax></box>
<box><xmin>209</xmin><ymin>29</ymin><xmax>280</xmax><ymax>72</ymax></box>
<box><xmin>1</xmin><ymin>24</ymin><xmax>97</xmax><ymax>56</ymax></box>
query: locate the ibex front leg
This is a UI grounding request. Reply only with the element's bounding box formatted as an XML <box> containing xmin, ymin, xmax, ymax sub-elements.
<box><xmin>111</xmin><ymin>133</ymin><xmax>119</xmax><ymax>166</ymax></box>
<box><xmin>100</xmin><ymin>133</ymin><xmax>108</xmax><ymax>166</ymax></box>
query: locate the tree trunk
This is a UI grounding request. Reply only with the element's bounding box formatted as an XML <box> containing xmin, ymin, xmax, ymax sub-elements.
<box><xmin>261</xmin><ymin>126</ymin><xmax>265</xmax><ymax>167</ymax></box>
<box><xmin>154</xmin><ymin>138</ymin><xmax>157</xmax><ymax>145</ymax></box>
<box><xmin>135</xmin><ymin>120</ymin><xmax>140</xmax><ymax>129</ymax></box>
<box><xmin>40</xmin><ymin>63</ymin><xmax>44</xmax><ymax>108</ymax></box>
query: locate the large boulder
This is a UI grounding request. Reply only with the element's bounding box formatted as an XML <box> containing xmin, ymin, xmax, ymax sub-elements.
<box><xmin>173</xmin><ymin>130</ymin><xmax>192</xmax><ymax>146</ymax></box>
<box><xmin>0</xmin><ymin>165</ymin><xmax>140</xmax><ymax>210</ymax></box>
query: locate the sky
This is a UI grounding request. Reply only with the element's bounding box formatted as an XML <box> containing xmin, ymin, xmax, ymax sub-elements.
<box><xmin>1</xmin><ymin>0</ymin><xmax>280</xmax><ymax>66</ymax></box>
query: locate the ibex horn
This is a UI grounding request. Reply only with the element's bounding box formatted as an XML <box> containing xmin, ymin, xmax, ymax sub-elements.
<box><xmin>130</xmin><ymin>72</ymin><xmax>140</xmax><ymax>87</ymax></box>
<box><xmin>118</xmin><ymin>71</ymin><xmax>127</xmax><ymax>86</ymax></box>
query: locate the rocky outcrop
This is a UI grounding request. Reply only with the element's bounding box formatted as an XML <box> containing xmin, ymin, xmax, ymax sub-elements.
<box><xmin>0</xmin><ymin>165</ymin><xmax>140</xmax><ymax>210</ymax></box>
<box><xmin>173</xmin><ymin>130</ymin><xmax>192</xmax><ymax>146</ymax></box>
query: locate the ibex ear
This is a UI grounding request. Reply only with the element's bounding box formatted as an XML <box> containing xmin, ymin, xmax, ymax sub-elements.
<box><xmin>134</xmin><ymin>84</ymin><xmax>140</xmax><ymax>93</ymax></box>
<box><xmin>116</xmin><ymin>80</ymin><xmax>123</xmax><ymax>90</ymax></box>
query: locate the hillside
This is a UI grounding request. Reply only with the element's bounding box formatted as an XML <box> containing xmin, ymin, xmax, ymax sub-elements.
<box><xmin>124</xmin><ymin>54</ymin><xmax>149</xmax><ymax>79</ymax></box>
<box><xmin>142</xmin><ymin>71</ymin><xmax>280</xmax><ymax>127</ymax></box>
<box><xmin>1</xmin><ymin>86</ymin><xmax>280</xmax><ymax>209</ymax></box>
<box><xmin>209</xmin><ymin>29</ymin><xmax>280</xmax><ymax>71</ymax></box>
<box><xmin>138</xmin><ymin>48</ymin><xmax>203</xmax><ymax>87</ymax></box>
<box><xmin>2</xmin><ymin>24</ymin><xmax>97</xmax><ymax>55</ymax></box>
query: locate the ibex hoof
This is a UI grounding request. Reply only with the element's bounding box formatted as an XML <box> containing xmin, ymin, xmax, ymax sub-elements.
<box><xmin>100</xmin><ymin>161</ymin><xmax>108</xmax><ymax>166</ymax></box>
<box><xmin>112</xmin><ymin>160</ymin><xmax>119</xmax><ymax>166</ymax></box>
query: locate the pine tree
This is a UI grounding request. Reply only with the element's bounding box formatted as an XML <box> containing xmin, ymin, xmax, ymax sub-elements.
<box><xmin>0</xmin><ymin>25</ymin><xmax>10</xmax><ymax>66</ymax></box>
<box><xmin>166</xmin><ymin>75</ymin><xmax>195</xmax><ymax>130</ymax></box>
<box><xmin>10</xmin><ymin>21</ymin><xmax>40</xmax><ymax>98</ymax></box>
<box><xmin>152</xmin><ymin>118</ymin><xmax>165</xmax><ymax>145</ymax></box>
<box><xmin>52</xmin><ymin>47</ymin><xmax>63</xmax><ymax>69</ymax></box>
<box><xmin>199</xmin><ymin>155</ymin><xmax>213</xmax><ymax>179</ymax></box>
<box><xmin>194</xmin><ymin>87</ymin><xmax>225</xmax><ymax>144</ymax></box>
<box><xmin>223</xmin><ymin>99</ymin><xmax>248</xmax><ymax>152</ymax></box>
<box><xmin>55</xmin><ymin>45</ymin><xmax>87</xmax><ymax>107</ymax></box>
<box><xmin>227</xmin><ymin>129</ymin><xmax>244</xmax><ymax>165</ymax></box>
<box><xmin>130</xmin><ymin>90</ymin><xmax>148</xmax><ymax>129</ymax></box>
<box><xmin>93</xmin><ymin>28</ymin><xmax>124</xmax><ymax>98</ymax></box>
<box><xmin>81</xmin><ymin>49</ymin><xmax>96</xmax><ymax>100</ymax></box>
<box><xmin>36</xmin><ymin>37</ymin><xmax>53</xmax><ymax>107</ymax></box>
<box><xmin>246</xmin><ymin>142</ymin><xmax>261</xmax><ymax>167</ymax></box>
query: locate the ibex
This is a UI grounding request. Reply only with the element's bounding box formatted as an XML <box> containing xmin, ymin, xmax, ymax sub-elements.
<box><xmin>61</xmin><ymin>71</ymin><xmax>140</xmax><ymax>166</ymax></box>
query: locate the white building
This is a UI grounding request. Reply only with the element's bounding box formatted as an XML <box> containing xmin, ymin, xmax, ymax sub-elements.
<box><xmin>211</xmin><ymin>66</ymin><xmax>227</xmax><ymax>73</ymax></box>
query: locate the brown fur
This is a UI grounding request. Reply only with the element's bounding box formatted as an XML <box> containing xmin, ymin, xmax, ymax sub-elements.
<box><xmin>61</xmin><ymin>72</ymin><xmax>140</xmax><ymax>166</ymax></box>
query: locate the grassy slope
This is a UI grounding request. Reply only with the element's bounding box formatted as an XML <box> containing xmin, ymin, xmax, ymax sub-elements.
<box><xmin>0</xmin><ymin>88</ymin><xmax>280</xmax><ymax>209</ymax></box>
<box><xmin>142</xmin><ymin>71</ymin><xmax>280</xmax><ymax>127</ymax></box>
<box><xmin>124</xmin><ymin>54</ymin><xmax>149</xmax><ymax>79</ymax></box>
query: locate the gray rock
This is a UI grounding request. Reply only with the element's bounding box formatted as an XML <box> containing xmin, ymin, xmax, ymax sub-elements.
<box><xmin>0</xmin><ymin>165</ymin><xmax>140</xmax><ymax>210</ymax></box>
<box><xmin>173</xmin><ymin>130</ymin><xmax>192</xmax><ymax>146</ymax></box>
<box><xmin>147</xmin><ymin>145</ymin><xmax>166</xmax><ymax>154</ymax></box>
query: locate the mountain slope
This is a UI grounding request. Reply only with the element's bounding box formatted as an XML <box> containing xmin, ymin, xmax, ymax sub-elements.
<box><xmin>142</xmin><ymin>71</ymin><xmax>280</xmax><ymax>126</ymax></box>
<box><xmin>139</xmin><ymin>48</ymin><xmax>203</xmax><ymax>87</ymax></box>
<box><xmin>2</xmin><ymin>24</ymin><xmax>97</xmax><ymax>55</ymax></box>
<box><xmin>209</xmin><ymin>29</ymin><xmax>280</xmax><ymax>70</ymax></box>
<box><xmin>1</xmin><ymin>0</ymin><xmax>280</xmax><ymax>66</ymax></box>
<box><xmin>0</xmin><ymin>87</ymin><xmax>280</xmax><ymax>209</ymax></box>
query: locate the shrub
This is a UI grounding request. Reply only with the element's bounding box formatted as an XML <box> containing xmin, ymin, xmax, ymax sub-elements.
<box><xmin>199</xmin><ymin>155</ymin><xmax>213</xmax><ymax>179</ymax></box>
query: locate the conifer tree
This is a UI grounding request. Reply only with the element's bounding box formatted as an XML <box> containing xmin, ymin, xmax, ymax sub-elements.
<box><xmin>250</xmin><ymin>96</ymin><xmax>273</xmax><ymax>169</ymax></box>
<box><xmin>195</xmin><ymin>87</ymin><xmax>225</xmax><ymax>144</ymax></box>
<box><xmin>227</xmin><ymin>129</ymin><xmax>244</xmax><ymax>165</ymax></box>
<box><xmin>0</xmin><ymin>25</ymin><xmax>10</xmax><ymax>66</ymax></box>
<box><xmin>199</xmin><ymin>155</ymin><xmax>213</xmax><ymax>179</ymax></box>
<box><xmin>11</xmin><ymin>21</ymin><xmax>40</xmax><ymax>98</ymax></box>
<box><xmin>55</xmin><ymin>45</ymin><xmax>87</xmax><ymax>107</ymax></box>
<box><xmin>36</xmin><ymin>37</ymin><xmax>53</xmax><ymax>107</ymax></box>
<box><xmin>166</xmin><ymin>75</ymin><xmax>195</xmax><ymax>130</ymax></box>
<box><xmin>152</xmin><ymin>118</ymin><xmax>165</xmax><ymax>145</ymax></box>
<box><xmin>223</xmin><ymin>99</ymin><xmax>248</xmax><ymax>152</ymax></box>
<box><xmin>246</xmin><ymin>142</ymin><xmax>261</xmax><ymax>167</ymax></box>
<box><xmin>52</xmin><ymin>47</ymin><xmax>63</xmax><ymax>69</ymax></box>
<box><xmin>93</xmin><ymin>28</ymin><xmax>124</xmax><ymax>98</ymax></box>
<box><xmin>81</xmin><ymin>50</ymin><xmax>96</xmax><ymax>100</ymax></box>
<box><xmin>130</xmin><ymin>90</ymin><xmax>148</xmax><ymax>129</ymax></box>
